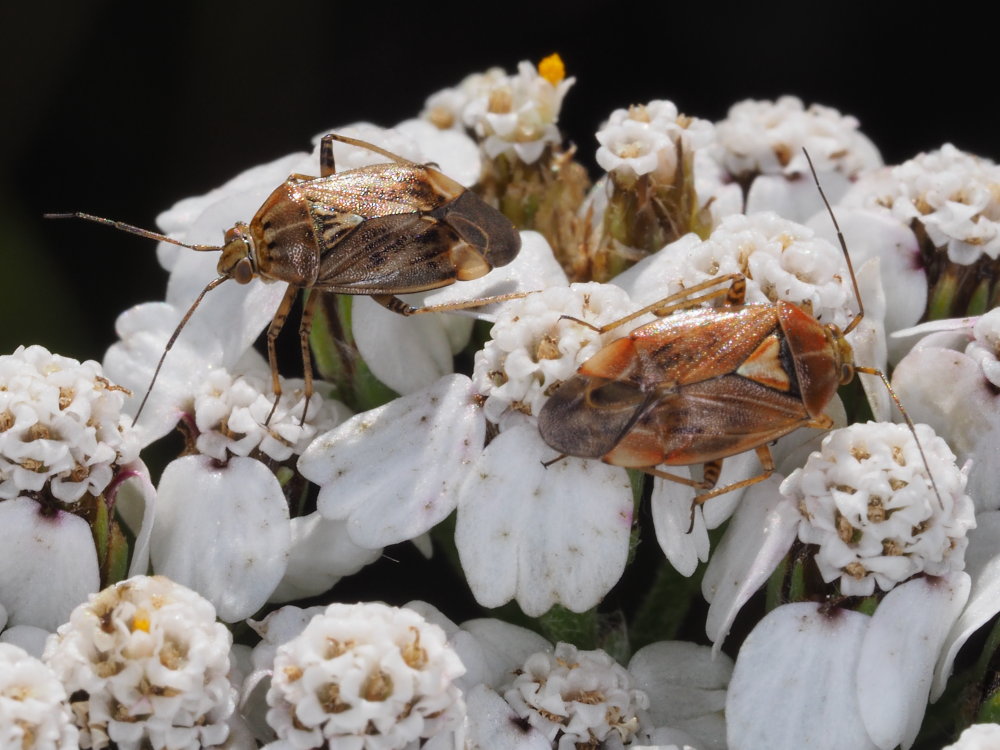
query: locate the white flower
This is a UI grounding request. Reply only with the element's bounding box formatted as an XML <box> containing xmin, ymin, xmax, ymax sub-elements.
<box><xmin>783</xmin><ymin>422</ymin><xmax>974</xmax><ymax>596</ymax></box>
<box><xmin>841</xmin><ymin>143</ymin><xmax>1000</xmax><ymax>264</ymax></box>
<box><xmin>421</xmin><ymin>66</ymin><xmax>507</xmax><ymax>130</ymax></box>
<box><xmin>614</xmin><ymin>212</ymin><xmax>858</xmax><ymax>331</ymax></box>
<box><xmin>0</xmin><ymin>642</ymin><xmax>78</xmax><ymax>749</ymax></box>
<box><xmin>714</xmin><ymin>95</ymin><xmax>880</xmax><ymax>179</ymax></box>
<box><xmin>713</xmin><ymin>96</ymin><xmax>881</xmax><ymax>220</ymax></box>
<box><xmin>265</xmin><ymin>602</ymin><xmax>465</xmax><ymax>750</ymax></box>
<box><xmin>503</xmin><ymin>642</ymin><xmax>650</xmax><ymax>749</ymax></box>
<box><xmin>727</xmin><ymin>573</ymin><xmax>970</xmax><ymax>750</ymax></box>
<box><xmin>43</xmin><ymin>575</ymin><xmax>235</xmax><ymax>750</ymax></box>
<box><xmin>472</xmin><ymin>281</ymin><xmax>642</xmax><ymax>426</ymax></box>
<box><xmin>892</xmin><ymin>310</ymin><xmax>1000</xmax><ymax>512</ymax></box>
<box><xmin>463</xmin><ymin>59</ymin><xmax>574</xmax><ymax>164</ymax></box>
<box><xmin>0</xmin><ymin>345</ymin><xmax>138</xmax><ymax>503</ymax></box>
<box><xmin>193</xmin><ymin>369</ymin><xmax>345</xmax><ymax>462</ymax></box>
<box><xmin>944</xmin><ymin>724</ymin><xmax>1000</xmax><ymax>750</ymax></box>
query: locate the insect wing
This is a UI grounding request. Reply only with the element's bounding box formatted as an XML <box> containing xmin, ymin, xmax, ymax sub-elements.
<box><xmin>539</xmin><ymin>376</ymin><xmax>654</xmax><ymax>459</ymax></box>
<box><xmin>312</xmin><ymin>212</ymin><xmax>474</xmax><ymax>294</ymax></box>
<box><xmin>604</xmin><ymin>374</ymin><xmax>812</xmax><ymax>468</ymax></box>
<box><xmin>581</xmin><ymin>306</ymin><xmax>783</xmax><ymax>389</ymax></box>
<box><xmin>302</xmin><ymin>163</ymin><xmax>457</xmax><ymax>217</ymax></box>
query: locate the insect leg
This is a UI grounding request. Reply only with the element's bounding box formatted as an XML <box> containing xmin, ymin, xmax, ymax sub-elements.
<box><xmin>560</xmin><ymin>274</ymin><xmax>744</xmax><ymax>335</ymax></box>
<box><xmin>264</xmin><ymin>284</ymin><xmax>300</xmax><ymax>426</ymax></box>
<box><xmin>369</xmin><ymin>292</ymin><xmax>534</xmax><ymax>316</ymax></box>
<box><xmin>320</xmin><ymin>134</ymin><xmax>337</xmax><ymax>177</ymax></box>
<box><xmin>297</xmin><ymin>290</ymin><xmax>321</xmax><ymax>425</ymax></box>
<box><xmin>323</xmin><ymin>133</ymin><xmax>420</xmax><ymax>167</ymax></box>
<box><xmin>691</xmin><ymin>445</ymin><xmax>776</xmax><ymax>505</ymax></box>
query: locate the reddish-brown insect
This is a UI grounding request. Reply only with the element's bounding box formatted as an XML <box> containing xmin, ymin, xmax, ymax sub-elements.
<box><xmin>48</xmin><ymin>133</ymin><xmax>522</xmax><ymax>422</ymax></box>
<box><xmin>539</xmin><ymin>152</ymin><xmax>939</xmax><ymax>504</ymax></box>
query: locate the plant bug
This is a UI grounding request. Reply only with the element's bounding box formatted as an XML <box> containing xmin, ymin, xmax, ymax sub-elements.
<box><xmin>538</xmin><ymin>150</ymin><xmax>941</xmax><ymax>506</ymax></box>
<box><xmin>48</xmin><ymin>133</ymin><xmax>522</xmax><ymax>424</ymax></box>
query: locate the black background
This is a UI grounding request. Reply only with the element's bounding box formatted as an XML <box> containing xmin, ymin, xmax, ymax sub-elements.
<box><xmin>3</xmin><ymin>0</ymin><xmax>994</xmax><ymax>362</ymax></box>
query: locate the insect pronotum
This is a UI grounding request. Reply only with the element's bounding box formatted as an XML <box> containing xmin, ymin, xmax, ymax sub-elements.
<box><xmin>538</xmin><ymin>150</ymin><xmax>942</xmax><ymax>507</ymax></box>
<box><xmin>48</xmin><ymin>134</ymin><xmax>523</xmax><ymax>425</ymax></box>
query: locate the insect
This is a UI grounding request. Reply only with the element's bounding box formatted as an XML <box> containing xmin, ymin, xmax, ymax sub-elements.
<box><xmin>538</xmin><ymin>151</ymin><xmax>940</xmax><ymax>506</ymax></box>
<box><xmin>48</xmin><ymin>133</ymin><xmax>522</xmax><ymax>423</ymax></box>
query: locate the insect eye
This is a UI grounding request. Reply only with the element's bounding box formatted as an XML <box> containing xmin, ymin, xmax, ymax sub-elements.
<box><xmin>233</xmin><ymin>258</ymin><xmax>254</xmax><ymax>285</ymax></box>
<box><xmin>841</xmin><ymin>363</ymin><xmax>854</xmax><ymax>384</ymax></box>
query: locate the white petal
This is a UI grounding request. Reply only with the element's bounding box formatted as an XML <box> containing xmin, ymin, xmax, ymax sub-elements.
<box><xmin>611</xmin><ymin>233</ymin><xmax>699</xmax><ymax>306</ymax></box>
<box><xmin>465</xmin><ymin>684</ymin><xmax>552</xmax><ymax>750</ymax></box>
<box><xmin>0</xmin><ymin>624</ymin><xmax>52</xmax><ymax>658</ymax></box>
<box><xmin>455</xmin><ymin>423</ymin><xmax>633</xmax><ymax>616</ymax></box>
<box><xmin>111</xmin><ymin>459</ymin><xmax>157</xmax><ymax>577</ymax></box>
<box><xmin>849</xmin><ymin>258</ymin><xmax>891</xmax><ymax>421</ymax></box>
<box><xmin>422</xmin><ymin>231</ymin><xmax>569</xmax><ymax>319</ymax></box>
<box><xmin>151</xmin><ymin>455</ymin><xmax>291</xmax><ymax>622</ymax></box>
<box><xmin>727</xmin><ymin>603</ymin><xmax>876</xmax><ymax>750</ymax></box>
<box><xmin>858</xmin><ymin>573</ymin><xmax>970</xmax><ymax>750</ymax></box>
<box><xmin>460</xmin><ymin>618</ymin><xmax>553</xmax><ymax>689</ymax></box>
<box><xmin>396</xmin><ymin>118</ymin><xmax>482</xmax><ymax>188</ymax></box>
<box><xmin>0</xmin><ymin>497</ymin><xmax>99</xmax><ymax>630</ymax></box>
<box><xmin>747</xmin><ymin>172</ymin><xmax>850</xmax><ymax>222</ymax></box>
<box><xmin>352</xmin><ymin>296</ymin><xmax>456</xmax><ymax>395</ymax></box>
<box><xmin>702</xmin><ymin>478</ymin><xmax>800</xmax><ymax>649</ymax></box>
<box><xmin>649</xmin><ymin>452</ymin><xmax>759</xmax><ymax>577</ymax></box>
<box><xmin>269</xmin><ymin>512</ymin><xmax>382</xmax><ymax>603</ymax></box>
<box><xmin>934</xmin><ymin>511</ymin><xmax>1000</xmax><ymax>698</ymax></box>
<box><xmin>629</xmin><ymin>641</ymin><xmax>731</xmax><ymax>750</ymax></box>
<box><xmin>300</xmin><ymin>374</ymin><xmax>484</xmax><ymax>547</ymax></box>
<box><xmin>103</xmin><ymin>301</ymin><xmax>225</xmax><ymax>443</ymax></box>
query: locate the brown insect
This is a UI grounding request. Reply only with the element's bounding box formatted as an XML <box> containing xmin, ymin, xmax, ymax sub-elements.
<box><xmin>539</xmin><ymin>152</ymin><xmax>940</xmax><ymax>505</ymax></box>
<box><xmin>48</xmin><ymin>133</ymin><xmax>522</xmax><ymax>423</ymax></box>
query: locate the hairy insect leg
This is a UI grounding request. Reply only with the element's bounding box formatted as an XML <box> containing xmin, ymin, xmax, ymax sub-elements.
<box><xmin>369</xmin><ymin>292</ymin><xmax>533</xmax><ymax>316</ymax></box>
<box><xmin>264</xmin><ymin>284</ymin><xmax>300</xmax><ymax>426</ymax></box>
<box><xmin>560</xmin><ymin>274</ymin><xmax>745</xmax><ymax>335</ymax></box>
<box><xmin>297</xmin><ymin>290</ymin><xmax>321</xmax><ymax>425</ymax></box>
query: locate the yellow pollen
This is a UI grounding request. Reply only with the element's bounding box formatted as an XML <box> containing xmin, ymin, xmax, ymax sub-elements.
<box><xmin>131</xmin><ymin>609</ymin><xmax>151</xmax><ymax>632</ymax></box>
<box><xmin>537</xmin><ymin>53</ymin><xmax>565</xmax><ymax>85</ymax></box>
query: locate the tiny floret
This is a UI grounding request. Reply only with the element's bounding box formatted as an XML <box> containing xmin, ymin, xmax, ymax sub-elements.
<box><xmin>462</xmin><ymin>59</ymin><xmax>575</xmax><ymax>163</ymax></box>
<box><xmin>472</xmin><ymin>282</ymin><xmax>639</xmax><ymax>424</ymax></box>
<box><xmin>714</xmin><ymin>96</ymin><xmax>881</xmax><ymax>178</ymax></box>
<box><xmin>0</xmin><ymin>345</ymin><xmax>139</xmax><ymax>503</ymax></box>
<box><xmin>0</xmin><ymin>642</ymin><xmax>79</xmax><ymax>749</ymax></box>
<box><xmin>265</xmin><ymin>602</ymin><xmax>466</xmax><ymax>750</ymax></box>
<box><xmin>193</xmin><ymin>369</ymin><xmax>345</xmax><ymax>462</ymax></box>
<box><xmin>843</xmin><ymin>143</ymin><xmax>1000</xmax><ymax>264</ymax></box>
<box><xmin>503</xmin><ymin>642</ymin><xmax>649</xmax><ymax>749</ymax></box>
<box><xmin>42</xmin><ymin>575</ymin><xmax>235</xmax><ymax>750</ymax></box>
<box><xmin>782</xmin><ymin>422</ymin><xmax>975</xmax><ymax>596</ymax></box>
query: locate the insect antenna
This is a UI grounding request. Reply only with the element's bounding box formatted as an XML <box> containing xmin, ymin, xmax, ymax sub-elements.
<box><xmin>44</xmin><ymin>212</ymin><xmax>223</xmax><ymax>252</ymax></box>
<box><xmin>803</xmin><ymin>148</ymin><xmax>944</xmax><ymax>508</ymax></box>
<box><xmin>131</xmin><ymin>276</ymin><xmax>229</xmax><ymax>426</ymax></box>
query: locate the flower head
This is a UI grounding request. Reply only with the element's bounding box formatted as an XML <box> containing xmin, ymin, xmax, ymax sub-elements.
<box><xmin>0</xmin><ymin>642</ymin><xmax>78</xmax><ymax>749</ymax></box>
<box><xmin>463</xmin><ymin>57</ymin><xmax>574</xmax><ymax>164</ymax></box>
<box><xmin>783</xmin><ymin>422</ymin><xmax>975</xmax><ymax>596</ymax></box>
<box><xmin>503</xmin><ymin>642</ymin><xmax>649</xmax><ymax>749</ymax></box>
<box><xmin>43</xmin><ymin>575</ymin><xmax>235</xmax><ymax>750</ymax></box>
<box><xmin>265</xmin><ymin>602</ymin><xmax>465</xmax><ymax>749</ymax></box>
<box><xmin>0</xmin><ymin>345</ymin><xmax>138</xmax><ymax>503</ymax></box>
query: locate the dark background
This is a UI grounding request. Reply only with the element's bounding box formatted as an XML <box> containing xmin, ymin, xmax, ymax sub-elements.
<box><xmin>3</xmin><ymin>1</ymin><xmax>994</xmax><ymax>363</ymax></box>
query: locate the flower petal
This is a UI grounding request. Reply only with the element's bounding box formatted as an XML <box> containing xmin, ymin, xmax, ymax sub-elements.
<box><xmin>300</xmin><ymin>374</ymin><xmax>484</xmax><ymax>548</ymax></box>
<box><xmin>456</xmin><ymin>423</ymin><xmax>633</xmax><ymax>616</ymax></box>
<box><xmin>857</xmin><ymin>573</ymin><xmax>970</xmax><ymax>750</ymax></box>
<box><xmin>0</xmin><ymin>497</ymin><xmax>98</xmax><ymax>630</ymax></box>
<box><xmin>702</xmin><ymin>478</ymin><xmax>800</xmax><ymax>649</ymax></box>
<box><xmin>934</xmin><ymin>511</ymin><xmax>1000</xmax><ymax>699</ymax></box>
<box><xmin>727</xmin><ymin>603</ymin><xmax>876</xmax><ymax>750</ymax></box>
<box><xmin>268</xmin><ymin>512</ymin><xmax>382</xmax><ymax>603</ymax></box>
<box><xmin>465</xmin><ymin>684</ymin><xmax>552</xmax><ymax>750</ymax></box>
<box><xmin>151</xmin><ymin>455</ymin><xmax>290</xmax><ymax>622</ymax></box>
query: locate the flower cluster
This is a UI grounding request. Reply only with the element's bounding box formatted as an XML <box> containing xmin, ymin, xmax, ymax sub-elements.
<box><xmin>9</xmin><ymin>58</ymin><xmax>1000</xmax><ymax>750</ymax></box>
